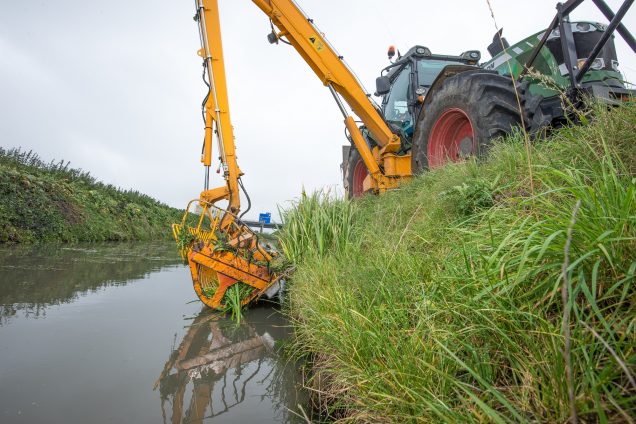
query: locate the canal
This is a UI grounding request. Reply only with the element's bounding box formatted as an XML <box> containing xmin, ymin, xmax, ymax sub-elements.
<box><xmin>0</xmin><ymin>242</ymin><xmax>307</xmax><ymax>423</ymax></box>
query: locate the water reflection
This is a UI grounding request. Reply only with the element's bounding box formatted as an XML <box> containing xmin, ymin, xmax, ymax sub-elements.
<box><xmin>0</xmin><ymin>243</ymin><xmax>307</xmax><ymax>423</ymax></box>
<box><xmin>0</xmin><ymin>242</ymin><xmax>181</xmax><ymax>324</ymax></box>
<box><xmin>156</xmin><ymin>306</ymin><xmax>304</xmax><ymax>423</ymax></box>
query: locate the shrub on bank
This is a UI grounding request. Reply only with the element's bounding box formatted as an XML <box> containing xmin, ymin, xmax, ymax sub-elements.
<box><xmin>0</xmin><ymin>148</ymin><xmax>180</xmax><ymax>243</ymax></box>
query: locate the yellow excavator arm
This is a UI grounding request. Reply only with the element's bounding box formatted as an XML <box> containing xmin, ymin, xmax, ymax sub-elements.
<box><xmin>176</xmin><ymin>0</ymin><xmax>411</xmax><ymax>311</ymax></box>
<box><xmin>196</xmin><ymin>0</ymin><xmax>241</xmax><ymax>213</ymax></box>
<box><xmin>197</xmin><ymin>0</ymin><xmax>411</xmax><ymax>206</ymax></box>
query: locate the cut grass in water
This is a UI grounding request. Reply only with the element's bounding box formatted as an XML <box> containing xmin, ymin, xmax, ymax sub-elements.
<box><xmin>218</xmin><ymin>282</ymin><xmax>254</xmax><ymax>324</ymax></box>
<box><xmin>201</xmin><ymin>281</ymin><xmax>253</xmax><ymax>324</ymax></box>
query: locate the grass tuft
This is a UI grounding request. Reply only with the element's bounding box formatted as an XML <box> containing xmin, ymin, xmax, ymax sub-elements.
<box><xmin>217</xmin><ymin>282</ymin><xmax>254</xmax><ymax>324</ymax></box>
<box><xmin>277</xmin><ymin>190</ymin><xmax>357</xmax><ymax>265</ymax></box>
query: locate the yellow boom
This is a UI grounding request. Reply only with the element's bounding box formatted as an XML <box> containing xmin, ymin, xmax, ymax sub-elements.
<box><xmin>199</xmin><ymin>0</ymin><xmax>411</xmax><ymax>205</ymax></box>
<box><xmin>175</xmin><ymin>0</ymin><xmax>411</xmax><ymax>310</ymax></box>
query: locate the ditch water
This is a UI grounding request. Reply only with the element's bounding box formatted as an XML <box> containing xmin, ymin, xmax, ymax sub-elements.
<box><xmin>0</xmin><ymin>242</ymin><xmax>308</xmax><ymax>424</ymax></box>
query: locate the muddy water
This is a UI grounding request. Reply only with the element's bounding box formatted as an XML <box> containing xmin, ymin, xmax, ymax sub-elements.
<box><xmin>0</xmin><ymin>242</ymin><xmax>307</xmax><ymax>424</ymax></box>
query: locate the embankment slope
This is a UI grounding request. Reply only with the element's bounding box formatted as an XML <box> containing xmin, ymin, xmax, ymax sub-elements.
<box><xmin>282</xmin><ymin>105</ymin><xmax>636</xmax><ymax>422</ymax></box>
<box><xmin>0</xmin><ymin>149</ymin><xmax>180</xmax><ymax>243</ymax></box>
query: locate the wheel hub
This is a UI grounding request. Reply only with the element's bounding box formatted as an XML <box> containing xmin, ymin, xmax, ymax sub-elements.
<box><xmin>428</xmin><ymin>108</ymin><xmax>475</xmax><ymax>168</ymax></box>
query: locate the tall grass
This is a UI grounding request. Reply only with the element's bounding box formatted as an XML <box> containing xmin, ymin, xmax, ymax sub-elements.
<box><xmin>284</xmin><ymin>104</ymin><xmax>636</xmax><ymax>422</ymax></box>
<box><xmin>277</xmin><ymin>190</ymin><xmax>357</xmax><ymax>265</ymax></box>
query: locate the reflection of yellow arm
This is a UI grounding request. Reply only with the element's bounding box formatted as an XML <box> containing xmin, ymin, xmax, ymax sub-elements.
<box><xmin>155</xmin><ymin>310</ymin><xmax>276</xmax><ymax>422</ymax></box>
<box><xmin>196</xmin><ymin>0</ymin><xmax>411</xmax><ymax>202</ymax></box>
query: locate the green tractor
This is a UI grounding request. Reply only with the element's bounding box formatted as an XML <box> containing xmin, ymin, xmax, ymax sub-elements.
<box><xmin>344</xmin><ymin>0</ymin><xmax>635</xmax><ymax>197</ymax></box>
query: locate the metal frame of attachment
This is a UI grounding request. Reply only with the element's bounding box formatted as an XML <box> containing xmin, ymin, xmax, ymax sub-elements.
<box><xmin>520</xmin><ymin>0</ymin><xmax>636</xmax><ymax>88</ymax></box>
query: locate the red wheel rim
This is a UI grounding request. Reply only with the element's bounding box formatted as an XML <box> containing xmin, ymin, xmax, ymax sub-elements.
<box><xmin>352</xmin><ymin>159</ymin><xmax>367</xmax><ymax>197</ymax></box>
<box><xmin>428</xmin><ymin>108</ymin><xmax>475</xmax><ymax>168</ymax></box>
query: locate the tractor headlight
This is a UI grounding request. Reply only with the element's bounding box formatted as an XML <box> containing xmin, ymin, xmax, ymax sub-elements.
<box><xmin>611</xmin><ymin>60</ymin><xmax>620</xmax><ymax>72</ymax></box>
<box><xmin>415</xmin><ymin>46</ymin><xmax>431</xmax><ymax>56</ymax></box>
<box><xmin>460</xmin><ymin>50</ymin><xmax>481</xmax><ymax>62</ymax></box>
<box><xmin>575</xmin><ymin>22</ymin><xmax>592</xmax><ymax>32</ymax></box>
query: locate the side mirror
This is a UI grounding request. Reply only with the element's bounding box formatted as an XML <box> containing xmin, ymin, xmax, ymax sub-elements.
<box><xmin>375</xmin><ymin>76</ymin><xmax>391</xmax><ymax>96</ymax></box>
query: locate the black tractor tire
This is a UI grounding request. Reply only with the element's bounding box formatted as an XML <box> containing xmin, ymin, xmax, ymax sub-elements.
<box><xmin>411</xmin><ymin>71</ymin><xmax>539</xmax><ymax>173</ymax></box>
<box><xmin>519</xmin><ymin>80</ymin><xmax>553</xmax><ymax>137</ymax></box>
<box><xmin>344</xmin><ymin>147</ymin><xmax>367</xmax><ymax>199</ymax></box>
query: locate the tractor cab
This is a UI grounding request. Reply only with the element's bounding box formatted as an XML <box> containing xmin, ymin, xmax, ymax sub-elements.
<box><xmin>375</xmin><ymin>46</ymin><xmax>481</xmax><ymax>138</ymax></box>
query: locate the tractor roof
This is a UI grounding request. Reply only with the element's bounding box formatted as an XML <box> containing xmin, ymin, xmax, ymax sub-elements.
<box><xmin>383</xmin><ymin>46</ymin><xmax>481</xmax><ymax>80</ymax></box>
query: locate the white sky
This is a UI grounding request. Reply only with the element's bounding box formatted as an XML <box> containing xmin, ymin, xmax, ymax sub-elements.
<box><xmin>1</xmin><ymin>0</ymin><xmax>634</xmax><ymax>221</ymax></box>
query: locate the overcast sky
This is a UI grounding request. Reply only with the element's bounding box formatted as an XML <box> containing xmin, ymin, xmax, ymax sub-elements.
<box><xmin>1</xmin><ymin>0</ymin><xmax>634</xmax><ymax>220</ymax></box>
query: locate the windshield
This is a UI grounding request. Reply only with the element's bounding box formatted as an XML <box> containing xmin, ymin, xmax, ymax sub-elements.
<box><xmin>384</xmin><ymin>64</ymin><xmax>412</xmax><ymax>126</ymax></box>
<box><xmin>417</xmin><ymin>59</ymin><xmax>462</xmax><ymax>86</ymax></box>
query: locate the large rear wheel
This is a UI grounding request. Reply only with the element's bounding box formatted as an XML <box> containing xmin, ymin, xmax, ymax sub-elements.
<box><xmin>411</xmin><ymin>71</ymin><xmax>529</xmax><ymax>173</ymax></box>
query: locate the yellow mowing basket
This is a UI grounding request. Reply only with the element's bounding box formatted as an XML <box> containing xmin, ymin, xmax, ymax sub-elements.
<box><xmin>173</xmin><ymin>200</ymin><xmax>282</xmax><ymax>310</ymax></box>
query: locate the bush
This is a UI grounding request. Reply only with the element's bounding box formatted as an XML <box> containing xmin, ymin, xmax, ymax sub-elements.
<box><xmin>0</xmin><ymin>148</ymin><xmax>181</xmax><ymax>243</ymax></box>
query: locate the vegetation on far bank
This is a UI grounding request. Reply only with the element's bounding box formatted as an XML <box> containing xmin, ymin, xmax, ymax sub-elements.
<box><xmin>0</xmin><ymin>148</ymin><xmax>181</xmax><ymax>243</ymax></box>
<box><xmin>278</xmin><ymin>105</ymin><xmax>636</xmax><ymax>422</ymax></box>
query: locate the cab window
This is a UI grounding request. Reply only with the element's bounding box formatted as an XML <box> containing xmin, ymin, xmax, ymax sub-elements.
<box><xmin>384</xmin><ymin>65</ymin><xmax>412</xmax><ymax>126</ymax></box>
<box><xmin>417</xmin><ymin>59</ymin><xmax>459</xmax><ymax>87</ymax></box>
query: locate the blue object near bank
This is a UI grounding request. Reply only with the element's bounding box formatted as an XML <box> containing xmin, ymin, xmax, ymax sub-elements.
<box><xmin>258</xmin><ymin>213</ymin><xmax>271</xmax><ymax>224</ymax></box>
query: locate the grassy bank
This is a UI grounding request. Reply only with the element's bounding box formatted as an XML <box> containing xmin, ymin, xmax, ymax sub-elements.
<box><xmin>279</xmin><ymin>105</ymin><xmax>636</xmax><ymax>422</ymax></box>
<box><xmin>0</xmin><ymin>148</ymin><xmax>181</xmax><ymax>243</ymax></box>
